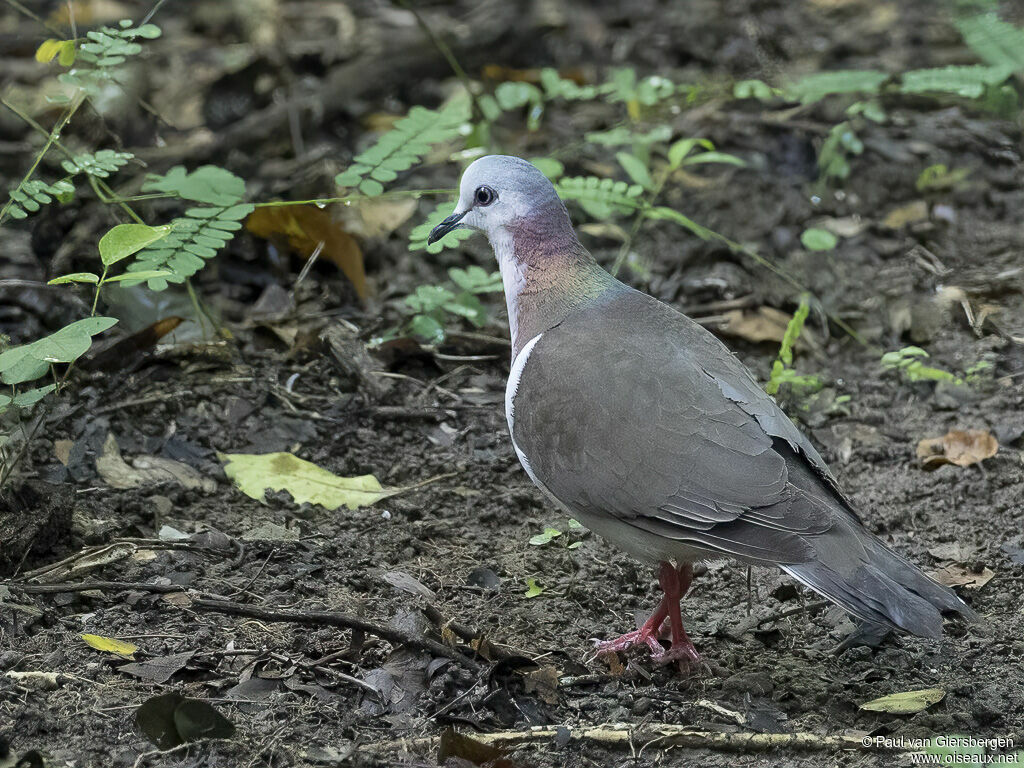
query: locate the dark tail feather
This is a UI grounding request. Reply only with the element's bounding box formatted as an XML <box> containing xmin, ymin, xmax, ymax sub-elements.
<box><xmin>782</xmin><ymin>521</ymin><xmax>977</xmax><ymax>638</ymax></box>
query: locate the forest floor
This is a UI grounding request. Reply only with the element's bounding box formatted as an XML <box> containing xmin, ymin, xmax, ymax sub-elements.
<box><xmin>1</xmin><ymin>1</ymin><xmax>1023</xmax><ymax>767</ymax></box>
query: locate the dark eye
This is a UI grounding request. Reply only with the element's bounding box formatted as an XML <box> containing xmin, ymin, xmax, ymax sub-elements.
<box><xmin>474</xmin><ymin>185</ymin><xmax>496</xmax><ymax>206</ymax></box>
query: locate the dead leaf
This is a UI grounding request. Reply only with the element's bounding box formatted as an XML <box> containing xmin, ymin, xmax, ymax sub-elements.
<box><xmin>930</xmin><ymin>563</ymin><xmax>994</xmax><ymax>589</ymax></box>
<box><xmin>246</xmin><ymin>205</ymin><xmax>366</xmax><ymax>299</ymax></box>
<box><xmin>859</xmin><ymin>688</ymin><xmax>944</xmax><ymax>714</ymax></box>
<box><xmin>438</xmin><ymin>727</ymin><xmax>523</xmax><ymax>768</ymax></box>
<box><xmin>916</xmin><ymin>429</ymin><xmax>998</xmax><ymax>468</ymax></box>
<box><xmin>85</xmin><ymin>316</ymin><xmax>184</xmax><ymax>371</ymax></box>
<box><xmin>381</xmin><ymin>570</ymin><xmax>436</xmax><ymax>601</ymax></box>
<box><xmin>340</xmin><ymin>197</ymin><xmax>418</xmax><ymax>239</ymax></box>
<box><xmin>54</xmin><ymin>439</ymin><xmax>73</xmax><ymax>466</ymax></box>
<box><xmin>96</xmin><ymin>433</ymin><xmax>217</xmax><ymax>491</ymax></box>
<box><xmin>928</xmin><ymin>542</ymin><xmax>978</xmax><ymax>562</ymax></box>
<box><xmin>718</xmin><ymin>306</ymin><xmax>816</xmax><ymax>346</ymax></box>
<box><xmin>119</xmin><ymin>651</ymin><xmax>194</xmax><ymax>684</ymax></box>
<box><xmin>882</xmin><ymin>200</ymin><xmax>929</xmax><ymax>229</ymax></box>
<box><xmin>523</xmin><ymin>666</ymin><xmax>560</xmax><ymax>705</ymax></box>
<box><xmin>161</xmin><ymin>592</ymin><xmax>193</xmax><ymax>608</ymax></box>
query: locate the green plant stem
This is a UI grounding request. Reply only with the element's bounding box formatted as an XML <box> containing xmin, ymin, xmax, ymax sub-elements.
<box><xmin>3</xmin><ymin>0</ymin><xmax>64</xmax><ymax>35</ymax></box>
<box><xmin>395</xmin><ymin>0</ymin><xmax>485</xmax><ymax>123</ymax></box>
<box><xmin>253</xmin><ymin>189</ymin><xmax>457</xmax><ymax>209</ymax></box>
<box><xmin>611</xmin><ymin>162</ymin><xmax>674</xmax><ymax>276</ymax></box>
<box><xmin>0</xmin><ymin>95</ymin><xmax>83</xmax><ymax>226</ymax></box>
<box><xmin>2</xmin><ymin>97</ymin><xmax>151</xmax><ymax>227</ymax></box>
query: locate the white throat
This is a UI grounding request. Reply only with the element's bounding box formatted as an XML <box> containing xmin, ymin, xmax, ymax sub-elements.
<box><xmin>490</xmin><ymin>226</ymin><xmax>525</xmax><ymax>355</ymax></box>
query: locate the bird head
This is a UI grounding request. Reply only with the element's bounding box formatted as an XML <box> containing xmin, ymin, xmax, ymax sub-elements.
<box><xmin>427</xmin><ymin>155</ymin><xmax>568</xmax><ymax>246</ymax></box>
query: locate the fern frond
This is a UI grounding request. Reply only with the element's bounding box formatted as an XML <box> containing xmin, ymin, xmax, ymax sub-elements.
<box><xmin>900</xmin><ymin>65</ymin><xmax>1009</xmax><ymax>97</ymax></box>
<box><xmin>956</xmin><ymin>12</ymin><xmax>1024</xmax><ymax>73</ymax></box>
<box><xmin>57</xmin><ymin>21</ymin><xmax>161</xmax><ymax>96</ymax></box>
<box><xmin>5</xmin><ymin>179</ymin><xmax>76</xmax><ymax>219</ymax></box>
<box><xmin>785</xmin><ymin>70</ymin><xmax>888</xmax><ymax>104</ymax></box>
<box><xmin>336</xmin><ymin>102</ymin><xmax>468</xmax><ymax>196</ymax></box>
<box><xmin>555</xmin><ymin>176</ymin><xmax>644</xmax><ymax>219</ymax></box>
<box><xmin>61</xmin><ymin>149</ymin><xmax>134</xmax><ymax>178</ymax></box>
<box><xmin>128</xmin><ymin>204</ymin><xmax>253</xmax><ymax>290</ymax></box>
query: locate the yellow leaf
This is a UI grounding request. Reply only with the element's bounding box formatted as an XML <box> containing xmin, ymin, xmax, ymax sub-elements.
<box><xmin>35</xmin><ymin>39</ymin><xmax>64</xmax><ymax>63</ymax></box>
<box><xmin>859</xmin><ymin>688</ymin><xmax>945</xmax><ymax>714</ymax></box>
<box><xmin>219</xmin><ymin>452</ymin><xmax>409</xmax><ymax>511</ymax></box>
<box><xmin>35</xmin><ymin>39</ymin><xmax>75</xmax><ymax>66</ymax></box>
<box><xmin>81</xmin><ymin>633</ymin><xmax>139</xmax><ymax>658</ymax></box>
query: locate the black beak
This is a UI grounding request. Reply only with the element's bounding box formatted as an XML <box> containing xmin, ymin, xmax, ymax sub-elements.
<box><xmin>427</xmin><ymin>211</ymin><xmax>466</xmax><ymax>245</ymax></box>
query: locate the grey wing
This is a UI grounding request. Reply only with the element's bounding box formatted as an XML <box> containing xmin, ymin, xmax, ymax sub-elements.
<box><xmin>512</xmin><ymin>293</ymin><xmax>840</xmax><ymax>565</ymax></box>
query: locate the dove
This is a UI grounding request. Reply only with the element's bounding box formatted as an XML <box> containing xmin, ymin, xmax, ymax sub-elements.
<box><xmin>427</xmin><ymin>155</ymin><xmax>975</xmax><ymax>668</ymax></box>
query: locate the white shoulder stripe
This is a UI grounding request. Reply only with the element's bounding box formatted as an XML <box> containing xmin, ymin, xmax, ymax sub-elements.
<box><xmin>505</xmin><ymin>333</ymin><xmax>542</xmax><ymax>433</ymax></box>
<box><xmin>505</xmin><ymin>333</ymin><xmax>543</xmax><ymax>481</ymax></box>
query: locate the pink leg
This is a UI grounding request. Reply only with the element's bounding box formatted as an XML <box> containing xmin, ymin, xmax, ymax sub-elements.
<box><xmin>656</xmin><ymin>562</ymin><xmax>701</xmax><ymax>670</ymax></box>
<box><xmin>593</xmin><ymin>561</ymin><xmax>701</xmax><ymax>671</ymax></box>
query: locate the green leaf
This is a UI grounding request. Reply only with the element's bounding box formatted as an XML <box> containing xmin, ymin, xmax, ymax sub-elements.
<box><xmin>408</xmin><ymin>314</ymin><xmax>445</xmax><ymax>344</ymax></box>
<box><xmin>615</xmin><ymin>151</ymin><xmax>654</xmax><ymax>190</ymax></box>
<box><xmin>0</xmin><ymin>347</ymin><xmax>49</xmax><ymax>385</ymax></box>
<box><xmin>800</xmin><ymin>228</ymin><xmax>838</xmax><ymax>251</ymax></box>
<box><xmin>443</xmin><ymin>293</ymin><xmax>487</xmax><ymax>327</ymax></box>
<box><xmin>859</xmin><ymin>688</ymin><xmax>944</xmax><ymax>715</ymax></box>
<box><xmin>524</xmin><ymin>577</ymin><xmax>545</xmax><ymax>598</ymax></box>
<box><xmin>103</xmin><ymin>270</ymin><xmax>175</xmax><ymax>284</ymax></box>
<box><xmin>733</xmin><ymin>79</ymin><xmax>775</xmax><ymax>100</ymax></box>
<box><xmin>48</xmin><ymin>272</ymin><xmax>100</xmax><ymax>285</ymax></box>
<box><xmin>529</xmin><ymin>157</ymin><xmax>565</xmax><ymax>180</ymax></box>
<box><xmin>449</xmin><ymin>266</ymin><xmax>502</xmax><ymax>293</ymax></box>
<box><xmin>12</xmin><ymin>384</ymin><xmax>56</xmax><ymax>407</ymax></box>
<box><xmin>495</xmin><ymin>82</ymin><xmax>542</xmax><ymax>110</ymax></box>
<box><xmin>142</xmin><ymin>166</ymin><xmax>247</xmax><ymax>206</ymax></box>
<box><xmin>668</xmin><ymin>138</ymin><xmax>714</xmax><ymax>169</ymax></box>
<box><xmin>529</xmin><ymin>527</ymin><xmax>563</xmax><ymax>546</ymax></box>
<box><xmin>99</xmin><ymin>224</ymin><xmax>172</xmax><ymax>266</ymax></box>
<box><xmin>219</xmin><ymin>452</ymin><xmax>420</xmax><ymax>511</ymax></box>
<box><xmin>680</xmin><ymin>151</ymin><xmax>746</xmax><ymax>168</ymax></box>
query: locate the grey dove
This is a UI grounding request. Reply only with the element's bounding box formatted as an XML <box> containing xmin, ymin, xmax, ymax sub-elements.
<box><xmin>428</xmin><ymin>155</ymin><xmax>975</xmax><ymax>668</ymax></box>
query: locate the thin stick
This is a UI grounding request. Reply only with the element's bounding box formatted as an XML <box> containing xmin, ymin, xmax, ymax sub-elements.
<box><xmin>369</xmin><ymin>723</ymin><xmax>904</xmax><ymax>754</ymax></box>
<box><xmin>5</xmin><ymin>580</ymin><xmax>483</xmax><ymax>671</ymax></box>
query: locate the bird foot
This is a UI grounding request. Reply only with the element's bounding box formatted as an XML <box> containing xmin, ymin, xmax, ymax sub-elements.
<box><xmin>592</xmin><ymin>626</ymin><xmax>665</xmax><ymax>659</ymax></box>
<box><xmin>651</xmin><ymin>637</ymin><xmax>702</xmax><ymax>672</ymax></box>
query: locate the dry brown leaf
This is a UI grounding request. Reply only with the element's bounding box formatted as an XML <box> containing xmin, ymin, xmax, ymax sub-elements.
<box><xmin>246</xmin><ymin>206</ymin><xmax>366</xmax><ymax>299</ymax></box>
<box><xmin>523</xmin><ymin>666</ymin><xmax>560</xmax><ymax>705</ymax></box>
<box><xmin>930</xmin><ymin>563</ymin><xmax>994</xmax><ymax>589</ymax></box>
<box><xmin>719</xmin><ymin>307</ymin><xmax>799</xmax><ymax>344</ymax></box>
<box><xmin>340</xmin><ymin>197</ymin><xmax>418</xmax><ymax>239</ymax></box>
<box><xmin>882</xmin><ymin>200</ymin><xmax>928</xmax><ymax>229</ymax></box>
<box><xmin>916</xmin><ymin>429</ymin><xmax>998</xmax><ymax>468</ymax></box>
